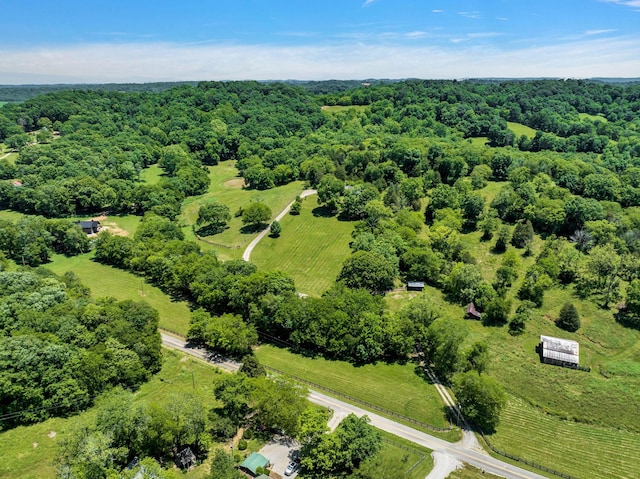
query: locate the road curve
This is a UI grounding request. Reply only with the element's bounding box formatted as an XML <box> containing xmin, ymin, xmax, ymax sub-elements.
<box><xmin>161</xmin><ymin>333</ymin><xmax>550</xmax><ymax>479</ymax></box>
<box><xmin>242</xmin><ymin>189</ymin><xmax>317</xmax><ymax>262</ymax></box>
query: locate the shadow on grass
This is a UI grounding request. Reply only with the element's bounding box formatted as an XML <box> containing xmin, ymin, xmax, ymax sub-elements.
<box><xmin>194</xmin><ymin>224</ymin><xmax>227</xmax><ymax>237</ymax></box>
<box><xmin>312</xmin><ymin>205</ymin><xmax>338</xmax><ymax>218</ymax></box>
<box><xmin>240</xmin><ymin>223</ymin><xmax>267</xmax><ymax>234</ymax></box>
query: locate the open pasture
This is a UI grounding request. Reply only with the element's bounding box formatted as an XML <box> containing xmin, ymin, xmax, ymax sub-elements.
<box><xmin>507</xmin><ymin>121</ymin><xmax>537</xmax><ymax>138</ymax></box>
<box><xmin>45</xmin><ymin>253</ymin><xmax>192</xmax><ymax>335</ymax></box>
<box><xmin>251</xmin><ymin>195</ymin><xmax>355</xmax><ymax>296</ymax></box>
<box><xmin>490</xmin><ymin>396</ymin><xmax>640</xmax><ymax>479</ymax></box>
<box><xmin>180</xmin><ymin>161</ymin><xmax>305</xmax><ymax>260</ymax></box>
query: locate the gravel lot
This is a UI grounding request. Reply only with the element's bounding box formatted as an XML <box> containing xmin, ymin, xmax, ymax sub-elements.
<box><xmin>259</xmin><ymin>435</ymin><xmax>300</xmax><ymax>478</ymax></box>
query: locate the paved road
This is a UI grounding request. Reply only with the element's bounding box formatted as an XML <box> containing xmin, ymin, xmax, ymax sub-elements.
<box><xmin>160</xmin><ymin>333</ymin><xmax>550</xmax><ymax>479</ymax></box>
<box><xmin>242</xmin><ymin>189</ymin><xmax>317</xmax><ymax>262</ymax></box>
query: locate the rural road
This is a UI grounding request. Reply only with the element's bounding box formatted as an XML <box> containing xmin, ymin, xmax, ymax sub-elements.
<box><xmin>161</xmin><ymin>333</ymin><xmax>550</xmax><ymax>479</ymax></box>
<box><xmin>242</xmin><ymin>189</ymin><xmax>317</xmax><ymax>262</ymax></box>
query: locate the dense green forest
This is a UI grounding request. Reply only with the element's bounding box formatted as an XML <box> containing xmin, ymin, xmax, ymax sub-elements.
<box><xmin>2</xmin><ymin>78</ymin><xmax>640</xmax><ymax>478</ymax></box>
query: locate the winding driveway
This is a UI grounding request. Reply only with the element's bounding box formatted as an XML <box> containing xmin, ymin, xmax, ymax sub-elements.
<box><xmin>242</xmin><ymin>189</ymin><xmax>317</xmax><ymax>262</ymax></box>
<box><xmin>161</xmin><ymin>333</ymin><xmax>549</xmax><ymax>479</ymax></box>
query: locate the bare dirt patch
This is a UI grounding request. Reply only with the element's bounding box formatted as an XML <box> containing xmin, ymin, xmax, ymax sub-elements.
<box><xmin>223</xmin><ymin>178</ymin><xmax>244</xmax><ymax>189</ymax></box>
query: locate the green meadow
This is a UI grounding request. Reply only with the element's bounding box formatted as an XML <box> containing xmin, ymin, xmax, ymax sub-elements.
<box><xmin>507</xmin><ymin>121</ymin><xmax>537</xmax><ymax>138</ymax></box>
<box><xmin>179</xmin><ymin>161</ymin><xmax>306</xmax><ymax>260</ymax></box>
<box><xmin>579</xmin><ymin>112</ymin><xmax>608</xmax><ymax>123</ymax></box>
<box><xmin>251</xmin><ymin>195</ymin><xmax>355</xmax><ymax>296</ymax></box>
<box><xmin>44</xmin><ymin>253</ymin><xmax>192</xmax><ymax>335</ymax></box>
<box><xmin>255</xmin><ymin>344</ymin><xmax>456</xmax><ymax>439</ymax></box>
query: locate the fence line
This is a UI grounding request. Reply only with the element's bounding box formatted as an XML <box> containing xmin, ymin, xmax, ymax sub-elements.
<box><xmin>263</xmin><ymin>363</ymin><xmax>453</xmax><ymax>433</ymax></box>
<box><xmin>474</xmin><ymin>427</ymin><xmax>579</xmax><ymax>479</ymax></box>
<box><xmin>161</xmin><ymin>328</ymin><xmax>578</xmax><ymax>478</ymax></box>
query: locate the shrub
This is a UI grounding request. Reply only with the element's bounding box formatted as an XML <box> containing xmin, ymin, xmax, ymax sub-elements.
<box><xmin>237</xmin><ymin>439</ymin><xmax>248</xmax><ymax>451</ymax></box>
<box><xmin>270</xmin><ymin>220</ymin><xmax>282</xmax><ymax>237</ymax></box>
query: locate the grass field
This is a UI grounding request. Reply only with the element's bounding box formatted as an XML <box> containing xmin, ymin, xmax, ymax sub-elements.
<box><xmin>44</xmin><ymin>253</ymin><xmax>192</xmax><ymax>335</ymax></box>
<box><xmin>0</xmin><ymin>209</ymin><xmax>27</xmax><ymax>222</ymax></box>
<box><xmin>179</xmin><ymin>161</ymin><xmax>306</xmax><ymax>261</ymax></box>
<box><xmin>321</xmin><ymin>105</ymin><xmax>369</xmax><ymax>113</ymax></box>
<box><xmin>255</xmin><ymin>344</ymin><xmax>456</xmax><ymax>439</ymax></box>
<box><xmin>489</xmin><ymin>396</ymin><xmax>640</xmax><ymax>479</ymax></box>
<box><xmin>579</xmin><ymin>112</ymin><xmax>608</xmax><ymax>123</ymax></box>
<box><xmin>251</xmin><ymin>195</ymin><xmax>355</xmax><ymax>296</ymax></box>
<box><xmin>139</xmin><ymin>163</ymin><xmax>164</xmax><ymax>185</ymax></box>
<box><xmin>377</xmin><ymin>430</ymin><xmax>433</xmax><ymax>478</ymax></box>
<box><xmin>469</xmin><ymin>137</ymin><xmax>488</xmax><ymax>147</ymax></box>
<box><xmin>507</xmin><ymin>121</ymin><xmax>537</xmax><ymax>138</ymax></box>
<box><xmin>0</xmin><ymin>349</ymin><xmax>226</xmax><ymax>479</ymax></box>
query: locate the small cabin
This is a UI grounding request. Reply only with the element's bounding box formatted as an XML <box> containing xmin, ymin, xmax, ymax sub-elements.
<box><xmin>76</xmin><ymin>220</ymin><xmax>101</xmax><ymax>234</ymax></box>
<box><xmin>465</xmin><ymin>302</ymin><xmax>482</xmax><ymax>320</ymax></box>
<box><xmin>407</xmin><ymin>281</ymin><xmax>425</xmax><ymax>292</ymax></box>
<box><xmin>539</xmin><ymin>335</ymin><xmax>579</xmax><ymax>368</ymax></box>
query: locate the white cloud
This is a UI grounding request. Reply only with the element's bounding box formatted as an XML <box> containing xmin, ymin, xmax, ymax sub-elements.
<box><xmin>585</xmin><ymin>29</ymin><xmax>617</xmax><ymax>35</ymax></box>
<box><xmin>497</xmin><ymin>17</ymin><xmax>509</xmax><ymax>21</ymax></box>
<box><xmin>466</xmin><ymin>32</ymin><xmax>502</xmax><ymax>38</ymax></box>
<box><xmin>405</xmin><ymin>31</ymin><xmax>427</xmax><ymax>38</ymax></box>
<box><xmin>0</xmin><ymin>36</ymin><xmax>639</xmax><ymax>84</ymax></box>
<box><xmin>432</xmin><ymin>9</ymin><xmax>444</xmax><ymax>13</ymax></box>
<box><xmin>457</xmin><ymin>11</ymin><xmax>481</xmax><ymax>19</ymax></box>
<box><xmin>362</xmin><ymin>0</ymin><xmax>376</xmax><ymax>6</ymax></box>
<box><xmin>601</xmin><ymin>0</ymin><xmax>640</xmax><ymax>8</ymax></box>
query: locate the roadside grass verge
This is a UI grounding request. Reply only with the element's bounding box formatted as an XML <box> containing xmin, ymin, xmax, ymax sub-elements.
<box><xmin>446</xmin><ymin>464</ymin><xmax>502</xmax><ymax>479</ymax></box>
<box><xmin>251</xmin><ymin>195</ymin><xmax>355</xmax><ymax>296</ymax></box>
<box><xmin>377</xmin><ymin>429</ymin><xmax>434</xmax><ymax>479</ymax></box>
<box><xmin>489</xmin><ymin>396</ymin><xmax>640</xmax><ymax>479</ymax></box>
<box><xmin>254</xmin><ymin>344</ymin><xmax>456</xmax><ymax>439</ymax></box>
<box><xmin>507</xmin><ymin>121</ymin><xmax>537</xmax><ymax>138</ymax></box>
<box><xmin>179</xmin><ymin>161</ymin><xmax>306</xmax><ymax>261</ymax></box>
<box><xmin>44</xmin><ymin>253</ymin><xmax>191</xmax><ymax>336</ymax></box>
<box><xmin>0</xmin><ymin>349</ymin><xmax>225</xmax><ymax>479</ymax></box>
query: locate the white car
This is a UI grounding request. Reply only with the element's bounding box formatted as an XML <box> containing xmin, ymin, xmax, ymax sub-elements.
<box><xmin>284</xmin><ymin>461</ymin><xmax>299</xmax><ymax>476</ymax></box>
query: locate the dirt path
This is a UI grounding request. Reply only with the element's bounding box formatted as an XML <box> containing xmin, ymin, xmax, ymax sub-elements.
<box><xmin>242</xmin><ymin>189</ymin><xmax>317</xmax><ymax>262</ymax></box>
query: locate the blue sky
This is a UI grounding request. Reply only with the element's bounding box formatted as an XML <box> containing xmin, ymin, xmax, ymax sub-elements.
<box><xmin>1</xmin><ymin>0</ymin><xmax>639</xmax><ymax>83</ymax></box>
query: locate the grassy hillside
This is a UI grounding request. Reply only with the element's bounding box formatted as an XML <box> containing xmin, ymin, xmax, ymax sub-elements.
<box><xmin>179</xmin><ymin>161</ymin><xmax>306</xmax><ymax>261</ymax></box>
<box><xmin>44</xmin><ymin>253</ymin><xmax>192</xmax><ymax>335</ymax></box>
<box><xmin>251</xmin><ymin>195</ymin><xmax>355</xmax><ymax>296</ymax></box>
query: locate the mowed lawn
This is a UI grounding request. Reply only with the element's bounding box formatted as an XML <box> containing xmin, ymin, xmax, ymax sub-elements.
<box><xmin>180</xmin><ymin>161</ymin><xmax>306</xmax><ymax>260</ymax></box>
<box><xmin>0</xmin><ymin>349</ymin><xmax>225</xmax><ymax>479</ymax></box>
<box><xmin>255</xmin><ymin>344</ymin><xmax>456</xmax><ymax>437</ymax></box>
<box><xmin>139</xmin><ymin>163</ymin><xmax>164</xmax><ymax>185</ymax></box>
<box><xmin>251</xmin><ymin>196</ymin><xmax>355</xmax><ymax>296</ymax></box>
<box><xmin>490</xmin><ymin>396</ymin><xmax>640</xmax><ymax>479</ymax></box>
<box><xmin>44</xmin><ymin>253</ymin><xmax>192</xmax><ymax>335</ymax></box>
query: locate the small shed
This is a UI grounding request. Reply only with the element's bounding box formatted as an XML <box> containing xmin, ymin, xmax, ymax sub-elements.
<box><xmin>465</xmin><ymin>302</ymin><xmax>482</xmax><ymax>320</ymax></box>
<box><xmin>176</xmin><ymin>447</ymin><xmax>197</xmax><ymax>469</ymax></box>
<box><xmin>240</xmin><ymin>452</ymin><xmax>270</xmax><ymax>477</ymax></box>
<box><xmin>407</xmin><ymin>281</ymin><xmax>425</xmax><ymax>292</ymax></box>
<box><xmin>76</xmin><ymin>220</ymin><xmax>101</xmax><ymax>234</ymax></box>
<box><xmin>539</xmin><ymin>335</ymin><xmax>579</xmax><ymax>368</ymax></box>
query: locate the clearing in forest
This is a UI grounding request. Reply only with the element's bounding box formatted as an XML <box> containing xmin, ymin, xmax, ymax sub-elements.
<box><xmin>251</xmin><ymin>195</ymin><xmax>355</xmax><ymax>296</ymax></box>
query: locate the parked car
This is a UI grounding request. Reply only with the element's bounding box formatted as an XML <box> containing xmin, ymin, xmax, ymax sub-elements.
<box><xmin>284</xmin><ymin>461</ymin><xmax>299</xmax><ymax>476</ymax></box>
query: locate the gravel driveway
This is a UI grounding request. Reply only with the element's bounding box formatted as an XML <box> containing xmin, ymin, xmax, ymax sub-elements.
<box><xmin>259</xmin><ymin>435</ymin><xmax>300</xmax><ymax>478</ymax></box>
